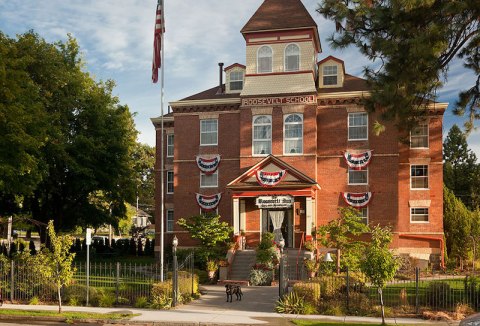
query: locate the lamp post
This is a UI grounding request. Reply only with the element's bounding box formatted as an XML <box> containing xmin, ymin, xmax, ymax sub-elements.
<box><xmin>278</xmin><ymin>238</ymin><xmax>286</xmax><ymax>298</ymax></box>
<box><xmin>322</xmin><ymin>248</ymin><xmax>341</xmax><ymax>275</ymax></box>
<box><xmin>172</xmin><ymin>235</ymin><xmax>178</xmax><ymax>307</ymax></box>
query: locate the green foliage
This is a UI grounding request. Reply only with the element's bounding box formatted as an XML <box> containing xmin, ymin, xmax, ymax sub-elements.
<box><xmin>131</xmin><ymin>143</ymin><xmax>155</xmax><ymax>218</ymax></box>
<box><xmin>249</xmin><ymin>268</ymin><xmax>273</xmax><ymax>286</ymax></box>
<box><xmin>317</xmin><ymin>0</ymin><xmax>480</xmax><ymax>134</ymax></box>
<box><xmin>151</xmin><ymin>282</ymin><xmax>172</xmax><ymax>309</ymax></box>
<box><xmin>293</xmin><ymin>281</ymin><xmax>321</xmax><ymax>305</ymax></box>
<box><xmin>425</xmin><ymin>281</ymin><xmax>452</xmax><ymax>309</ymax></box>
<box><xmin>177</xmin><ymin>213</ymin><xmax>232</xmax><ymax>249</ymax></box>
<box><xmin>304</xmin><ymin>259</ymin><xmax>319</xmax><ymax>273</ymax></box>
<box><xmin>98</xmin><ymin>290</ymin><xmax>116</xmax><ymax>307</ymax></box>
<box><xmin>206</xmin><ymin>260</ymin><xmax>218</xmax><ymax>272</ymax></box>
<box><xmin>318</xmin><ymin>207</ymin><xmax>370</xmax><ymax>271</ymax></box>
<box><xmin>29</xmin><ymin>296</ymin><xmax>40</xmax><ymax>305</ymax></box>
<box><xmin>64</xmin><ymin>284</ymin><xmax>100</xmax><ymax>307</ymax></box>
<box><xmin>275</xmin><ymin>292</ymin><xmax>307</xmax><ymax>314</ymax></box>
<box><xmin>134</xmin><ymin>297</ymin><xmax>149</xmax><ymax>308</ymax></box>
<box><xmin>255</xmin><ymin>232</ymin><xmax>279</xmax><ymax>268</ymax></box>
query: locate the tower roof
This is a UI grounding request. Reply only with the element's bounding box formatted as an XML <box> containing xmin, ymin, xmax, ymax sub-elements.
<box><xmin>241</xmin><ymin>0</ymin><xmax>317</xmax><ymax>34</ymax></box>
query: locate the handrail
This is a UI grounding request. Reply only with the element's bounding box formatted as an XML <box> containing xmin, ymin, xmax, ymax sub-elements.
<box><xmin>295</xmin><ymin>232</ymin><xmax>305</xmax><ymax>280</ymax></box>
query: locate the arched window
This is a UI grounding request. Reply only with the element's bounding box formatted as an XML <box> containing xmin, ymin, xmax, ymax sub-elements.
<box><xmin>284</xmin><ymin>114</ymin><xmax>303</xmax><ymax>154</ymax></box>
<box><xmin>285</xmin><ymin>44</ymin><xmax>300</xmax><ymax>71</ymax></box>
<box><xmin>257</xmin><ymin>46</ymin><xmax>272</xmax><ymax>73</ymax></box>
<box><xmin>253</xmin><ymin>115</ymin><xmax>272</xmax><ymax>155</ymax></box>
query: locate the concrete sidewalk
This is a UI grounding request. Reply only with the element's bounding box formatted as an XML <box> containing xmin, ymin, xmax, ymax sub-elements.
<box><xmin>0</xmin><ymin>284</ymin><xmax>461</xmax><ymax>325</ymax></box>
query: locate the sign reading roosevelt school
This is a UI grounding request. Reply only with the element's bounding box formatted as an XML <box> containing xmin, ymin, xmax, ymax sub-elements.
<box><xmin>242</xmin><ymin>95</ymin><xmax>316</xmax><ymax>107</ymax></box>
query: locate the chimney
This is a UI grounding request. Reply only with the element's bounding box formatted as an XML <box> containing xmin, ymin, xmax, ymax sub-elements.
<box><xmin>218</xmin><ymin>62</ymin><xmax>224</xmax><ymax>94</ymax></box>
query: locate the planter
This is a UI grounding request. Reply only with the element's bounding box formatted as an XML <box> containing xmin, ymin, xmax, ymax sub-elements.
<box><xmin>219</xmin><ymin>266</ymin><xmax>228</xmax><ymax>281</ymax></box>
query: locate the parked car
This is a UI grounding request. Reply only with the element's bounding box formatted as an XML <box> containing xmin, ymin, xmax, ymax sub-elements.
<box><xmin>460</xmin><ymin>313</ymin><xmax>480</xmax><ymax>326</ymax></box>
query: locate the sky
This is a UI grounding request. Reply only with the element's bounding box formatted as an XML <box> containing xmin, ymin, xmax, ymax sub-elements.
<box><xmin>0</xmin><ymin>0</ymin><xmax>479</xmax><ymax>156</ymax></box>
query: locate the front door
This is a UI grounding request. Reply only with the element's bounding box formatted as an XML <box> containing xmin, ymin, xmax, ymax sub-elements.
<box><xmin>261</xmin><ymin>208</ymin><xmax>294</xmax><ymax>248</ymax></box>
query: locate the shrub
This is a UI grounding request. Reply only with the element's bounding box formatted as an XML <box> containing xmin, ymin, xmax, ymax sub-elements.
<box><xmin>293</xmin><ymin>281</ymin><xmax>321</xmax><ymax>305</ymax></box>
<box><xmin>29</xmin><ymin>296</ymin><xmax>40</xmax><ymax>305</ymax></box>
<box><xmin>134</xmin><ymin>296</ymin><xmax>149</xmax><ymax>308</ymax></box>
<box><xmin>465</xmin><ymin>275</ymin><xmax>480</xmax><ymax>308</ymax></box>
<box><xmin>347</xmin><ymin>292</ymin><xmax>372</xmax><ymax>316</ymax></box>
<box><xmin>249</xmin><ymin>268</ymin><xmax>273</xmax><ymax>286</ymax></box>
<box><xmin>275</xmin><ymin>292</ymin><xmax>307</xmax><ymax>314</ymax></box>
<box><xmin>425</xmin><ymin>281</ymin><xmax>452</xmax><ymax>309</ymax></box>
<box><xmin>315</xmin><ymin>276</ymin><xmax>343</xmax><ymax>298</ymax></box>
<box><xmin>151</xmin><ymin>281</ymin><xmax>172</xmax><ymax>309</ymax></box>
<box><xmin>98</xmin><ymin>290</ymin><xmax>116</xmax><ymax>307</ymax></box>
<box><xmin>178</xmin><ymin>271</ymin><xmax>199</xmax><ymax>295</ymax></box>
<box><xmin>64</xmin><ymin>284</ymin><xmax>100</xmax><ymax>307</ymax></box>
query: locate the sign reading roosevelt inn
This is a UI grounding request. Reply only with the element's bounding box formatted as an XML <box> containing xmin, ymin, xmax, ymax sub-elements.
<box><xmin>256</xmin><ymin>195</ymin><xmax>294</xmax><ymax>209</ymax></box>
<box><xmin>242</xmin><ymin>95</ymin><xmax>316</xmax><ymax>107</ymax></box>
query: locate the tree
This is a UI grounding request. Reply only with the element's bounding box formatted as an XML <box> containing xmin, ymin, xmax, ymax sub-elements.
<box><xmin>317</xmin><ymin>207</ymin><xmax>370</xmax><ymax>270</ymax></box>
<box><xmin>0</xmin><ymin>31</ymin><xmax>138</xmax><ymax>232</ymax></box>
<box><xmin>37</xmin><ymin>220</ymin><xmax>76</xmax><ymax>313</ymax></box>
<box><xmin>317</xmin><ymin>1</ymin><xmax>480</xmax><ymax>133</ymax></box>
<box><xmin>360</xmin><ymin>226</ymin><xmax>400</xmax><ymax>325</ymax></box>
<box><xmin>131</xmin><ymin>143</ymin><xmax>155</xmax><ymax>218</ymax></box>
<box><xmin>177</xmin><ymin>214</ymin><xmax>233</xmax><ymax>249</ymax></box>
<box><xmin>443</xmin><ymin>125</ymin><xmax>479</xmax><ymax>209</ymax></box>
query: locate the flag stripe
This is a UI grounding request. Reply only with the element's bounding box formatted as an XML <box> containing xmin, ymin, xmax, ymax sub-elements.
<box><xmin>152</xmin><ymin>0</ymin><xmax>164</xmax><ymax>83</ymax></box>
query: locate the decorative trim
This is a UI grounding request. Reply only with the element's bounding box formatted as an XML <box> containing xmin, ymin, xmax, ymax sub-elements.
<box><xmin>409</xmin><ymin>157</ymin><xmax>431</xmax><ymax>164</ymax></box>
<box><xmin>255</xmin><ymin>170</ymin><xmax>287</xmax><ymax>187</ymax></box>
<box><xmin>282</xmin><ymin>106</ymin><xmax>305</xmax><ymax>114</ymax></box>
<box><xmin>199</xmin><ymin>113</ymin><xmax>219</xmax><ymax>119</ymax></box>
<box><xmin>251</xmin><ymin>107</ymin><xmax>273</xmax><ymax>115</ymax></box>
<box><xmin>196</xmin><ymin>155</ymin><xmax>221</xmax><ymax>174</ymax></box>
<box><xmin>195</xmin><ymin>193</ymin><xmax>222</xmax><ymax>211</ymax></box>
<box><xmin>343</xmin><ymin>150</ymin><xmax>373</xmax><ymax>170</ymax></box>
<box><xmin>342</xmin><ymin>192</ymin><xmax>372</xmax><ymax>208</ymax></box>
<box><xmin>170</xmin><ymin>98</ymin><xmax>241</xmax><ymax>108</ymax></box>
<box><xmin>345</xmin><ymin>105</ymin><xmax>366</xmax><ymax>113</ymax></box>
<box><xmin>409</xmin><ymin>200</ymin><xmax>431</xmax><ymax>207</ymax></box>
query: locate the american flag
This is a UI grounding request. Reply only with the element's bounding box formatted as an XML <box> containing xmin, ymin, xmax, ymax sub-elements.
<box><xmin>152</xmin><ymin>0</ymin><xmax>164</xmax><ymax>83</ymax></box>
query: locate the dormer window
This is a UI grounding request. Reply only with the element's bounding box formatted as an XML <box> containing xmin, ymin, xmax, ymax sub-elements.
<box><xmin>258</xmin><ymin>46</ymin><xmax>273</xmax><ymax>73</ymax></box>
<box><xmin>285</xmin><ymin>44</ymin><xmax>300</xmax><ymax>72</ymax></box>
<box><xmin>323</xmin><ymin>65</ymin><xmax>338</xmax><ymax>85</ymax></box>
<box><xmin>230</xmin><ymin>71</ymin><xmax>244</xmax><ymax>91</ymax></box>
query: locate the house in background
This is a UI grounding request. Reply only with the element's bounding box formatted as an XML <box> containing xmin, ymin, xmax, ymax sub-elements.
<box><xmin>152</xmin><ymin>0</ymin><xmax>446</xmax><ymax>268</ymax></box>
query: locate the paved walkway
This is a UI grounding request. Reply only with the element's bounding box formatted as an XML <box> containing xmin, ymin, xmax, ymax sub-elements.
<box><xmin>0</xmin><ymin>285</ymin><xmax>462</xmax><ymax>325</ymax></box>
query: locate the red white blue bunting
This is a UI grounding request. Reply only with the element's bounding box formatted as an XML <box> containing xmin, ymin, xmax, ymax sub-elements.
<box><xmin>196</xmin><ymin>155</ymin><xmax>221</xmax><ymax>174</ymax></box>
<box><xmin>343</xmin><ymin>150</ymin><xmax>373</xmax><ymax>170</ymax></box>
<box><xmin>342</xmin><ymin>192</ymin><xmax>372</xmax><ymax>208</ymax></box>
<box><xmin>195</xmin><ymin>193</ymin><xmax>222</xmax><ymax>211</ymax></box>
<box><xmin>255</xmin><ymin>170</ymin><xmax>287</xmax><ymax>188</ymax></box>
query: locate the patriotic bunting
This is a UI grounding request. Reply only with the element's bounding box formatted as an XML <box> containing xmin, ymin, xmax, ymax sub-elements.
<box><xmin>342</xmin><ymin>192</ymin><xmax>372</xmax><ymax>208</ymax></box>
<box><xmin>343</xmin><ymin>150</ymin><xmax>373</xmax><ymax>170</ymax></box>
<box><xmin>196</xmin><ymin>155</ymin><xmax>221</xmax><ymax>174</ymax></box>
<box><xmin>196</xmin><ymin>193</ymin><xmax>222</xmax><ymax>211</ymax></box>
<box><xmin>255</xmin><ymin>170</ymin><xmax>287</xmax><ymax>187</ymax></box>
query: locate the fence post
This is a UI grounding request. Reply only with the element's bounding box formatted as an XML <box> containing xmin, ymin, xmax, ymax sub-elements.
<box><xmin>346</xmin><ymin>266</ymin><xmax>350</xmax><ymax>312</ymax></box>
<box><xmin>10</xmin><ymin>260</ymin><xmax>14</xmax><ymax>302</ymax></box>
<box><xmin>191</xmin><ymin>250</ymin><xmax>195</xmax><ymax>295</ymax></box>
<box><xmin>415</xmin><ymin>267</ymin><xmax>419</xmax><ymax>314</ymax></box>
<box><xmin>116</xmin><ymin>262</ymin><xmax>120</xmax><ymax>304</ymax></box>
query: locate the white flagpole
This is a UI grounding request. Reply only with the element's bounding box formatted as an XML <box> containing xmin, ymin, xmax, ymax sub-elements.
<box><xmin>159</xmin><ymin>0</ymin><xmax>165</xmax><ymax>282</ymax></box>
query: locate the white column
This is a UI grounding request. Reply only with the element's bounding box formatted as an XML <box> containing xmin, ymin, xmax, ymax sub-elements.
<box><xmin>240</xmin><ymin>200</ymin><xmax>246</xmax><ymax>232</ymax></box>
<box><xmin>233</xmin><ymin>198</ymin><xmax>240</xmax><ymax>234</ymax></box>
<box><xmin>306</xmin><ymin>197</ymin><xmax>313</xmax><ymax>236</ymax></box>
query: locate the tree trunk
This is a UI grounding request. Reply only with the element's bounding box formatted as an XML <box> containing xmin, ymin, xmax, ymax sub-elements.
<box><xmin>379</xmin><ymin>287</ymin><xmax>385</xmax><ymax>325</ymax></box>
<box><xmin>57</xmin><ymin>284</ymin><xmax>62</xmax><ymax>313</ymax></box>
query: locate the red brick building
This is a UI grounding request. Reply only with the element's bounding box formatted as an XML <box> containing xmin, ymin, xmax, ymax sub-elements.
<box><xmin>152</xmin><ymin>0</ymin><xmax>446</xmax><ymax>266</ymax></box>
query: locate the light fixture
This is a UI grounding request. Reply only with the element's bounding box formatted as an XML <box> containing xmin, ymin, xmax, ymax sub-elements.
<box><xmin>324</xmin><ymin>252</ymin><xmax>333</xmax><ymax>262</ymax></box>
<box><xmin>172</xmin><ymin>235</ymin><xmax>178</xmax><ymax>253</ymax></box>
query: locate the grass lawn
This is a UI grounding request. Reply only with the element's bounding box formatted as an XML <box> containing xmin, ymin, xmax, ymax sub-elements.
<box><xmin>0</xmin><ymin>309</ymin><xmax>137</xmax><ymax>321</ymax></box>
<box><xmin>292</xmin><ymin>321</ymin><xmax>413</xmax><ymax>326</ymax></box>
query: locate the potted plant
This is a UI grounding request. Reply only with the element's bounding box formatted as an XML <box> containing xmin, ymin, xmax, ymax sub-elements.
<box><xmin>218</xmin><ymin>259</ymin><xmax>229</xmax><ymax>281</ymax></box>
<box><xmin>206</xmin><ymin>260</ymin><xmax>219</xmax><ymax>280</ymax></box>
<box><xmin>304</xmin><ymin>259</ymin><xmax>319</xmax><ymax>278</ymax></box>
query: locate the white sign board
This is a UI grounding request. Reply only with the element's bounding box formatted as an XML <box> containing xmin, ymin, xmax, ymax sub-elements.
<box><xmin>256</xmin><ymin>195</ymin><xmax>294</xmax><ymax>209</ymax></box>
<box><xmin>85</xmin><ymin>228</ymin><xmax>92</xmax><ymax>246</ymax></box>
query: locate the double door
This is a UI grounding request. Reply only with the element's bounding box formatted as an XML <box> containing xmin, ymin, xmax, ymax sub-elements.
<box><xmin>261</xmin><ymin>208</ymin><xmax>294</xmax><ymax>248</ymax></box>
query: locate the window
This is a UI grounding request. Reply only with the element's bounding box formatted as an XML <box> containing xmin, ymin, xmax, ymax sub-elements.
<box><xmin>230</xmin><ymin>71</ymin><xmax>244</xmax><ymax>91</ymax></box>
<box><xmin>348</xmin><ymin>167</ymin><xmax>368</xmax><ymax>185</ymax></box>
<box><xmin>323</xmin><ymin>65</ymin><xmax>338</xmax><ymax>85</ymax></box>
<box><xmin>411</xmin><ymin>208</ymin><xmax>429</xmax><ymax>223</ymax></box>
<box><xmin>358</xmin><ymin>207</ymin><xmax>368</xmax><ymax>224</ymax></box>
<box><xmin>411</xmin><ymin>165</ymin><xmax>428</xmax><ymax>189</ymax></box>
<box><xmin>167</xmin><ymin>170</ymin><xmax>174</xmax><ymax>194</ymax></box>
<box><xmin>348</xmin><ymin>112</ymin><xmax>368</xmax><ymax>140</ymax></box>
<box><xmin>200</xmin><ymin>208</ymin><xmax>218</xmax><ymax>216</ymax></box>
<box><xmin>285</xmin><ymin>44</ymin><xmax>300</xmax><ymax>72</ymax></box>
<box><xmin>200</xmin><ymin>170</ymin><xmax>218</xmax><ymax>188</ymax></box>
<box><xmin>166</xmin><ymin>209</ymin><xmax>174</xmax><ymax>232</ymax></box>
<box><xmin>253</xmin><ymin>115</ymin><xmax>272</xmax><ymax>155</ymax></box>
<box><xmin>258</xmin><ymin>46</ymin><xmax>273</xmax><ymax>73</ymax></box>
<box><xmin>200</xmin><ymin>119</ymin><xmax>218</xmax><ymax>146</ymax></box>
<box><xmin>410</xmin><ymin>122</ymin><xmax>429</xmax><ymax>148</ymax></box>
<box><xmin>167</xmin><ymin>134</ymin><xmax>174</xmax><ymax>157</ymax></box>
<box><xmin>284</xmin><ymin>114</ymin><xmax>303</xmax><ymax>154</ymax></box>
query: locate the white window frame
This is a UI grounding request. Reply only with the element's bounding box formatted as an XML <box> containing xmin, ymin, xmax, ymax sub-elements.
<box><xmin>410</xmin><ymin>207</ymin><xmax>429</xmax><ymax>223</ymax></box>
<box><xmin>323</xmin><ymin>65</ymin><xmax>338</xmax><ymax>86</ymax></box>
<box><xmin>166</xmin><ymin>209</ymin><xmax>174</xmax><ymax>232</ymax></box>
<box><xmin>358</xmin><ymin>207</ymin><xmax>368</xmax><ymax>225</ymax></box>
<box><xmin>200</xmin><ymin>170</ymin><xmax>219</xmax><ymax>188</ymax></box>
<box><xmin>229</xmin><ymin>70</ymin><xmax>244</xmax><ymax>91</ymax></box>
<box><xmin>257</xmin><ymin>46</ymin><xmax>273</xmax><ymax>74</ymax></box>
<box><xmin>410</xmin><ymin>165</ymin><xmax>429</xmax><ymax>190</ymax></box>
<box><xmin>348</xmin><ymin>112</ymin><xmax>368</xmax><ymax>141</ymax></box>
<box><xmin>167</xmin><ymin>134</ymin><xmax>174</xmax><ymax>157</ymax></box>
<box><xmin>348</xmin><ymin>167</ymin><xmax>369</xmax><ymax>185</ymax></box>
<box><xmin>284</xmin><ymin>43</ymin><xmax>300</xmax><ymax>72</ymax></box>
<box><xmin>200</xmin><ymin>119</ymin><xmax>218</xmax><ymax>146</ymax></box>
<box><xmin>283</xmin><ymin>113</ymin><xmax>303</xmax><ymax>155</ymax></box>
<box><xmin>166</xmin><ymin>170</ymin><xmax>174</xmax><ymax>194</ymax></box>
<box><xmin>410</xmin><ymin>121</ymin><xmax>429</xmax><ymax>149</ymax></box>
<box><xmin>252</xmin><ymin>115</ymin><xmax>272</xmax><ymax>156</ymax></box>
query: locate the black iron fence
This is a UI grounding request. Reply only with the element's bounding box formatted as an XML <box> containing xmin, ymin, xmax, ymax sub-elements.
<box><xmin>293</xmin><ymin>268</ymin><xmax>480</xmax><ymax>314</ymax></box>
